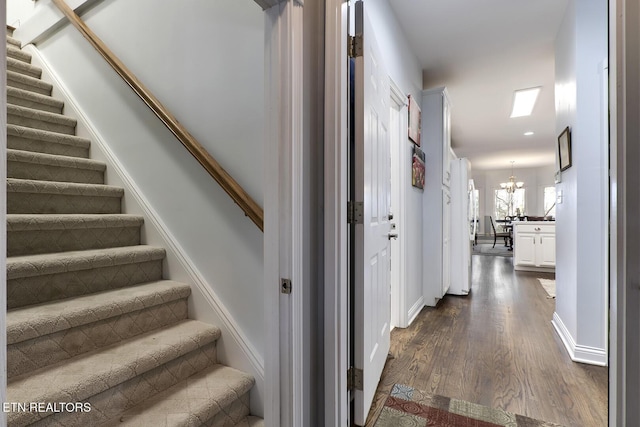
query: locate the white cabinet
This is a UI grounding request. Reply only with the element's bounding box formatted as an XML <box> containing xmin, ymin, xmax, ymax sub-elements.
<box><xmin>422</xmin><ymin>87</ymin><xmax>452</xmax><ymax>305</ymax></box>
<box><xmin>442</xmin><ymin>96</ymin><xmax>452</xmax><ymax>187</ymax></box>
<box><xmin>513</xmin><ymin>222</ymin><xmax>556</xmax><ymax>272</ymax></box>
<box><xmin>442</xmin><ymin>191</ymin><xmax>451</xmax><ymax>295</ymax></box>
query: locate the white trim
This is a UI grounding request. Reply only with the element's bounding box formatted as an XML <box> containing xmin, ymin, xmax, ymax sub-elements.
<box><xmin>407</xmin><ymin>296</ymin><xmax>424</xmax><ymax>326</ymax></box>
<box><xmin>552</xmin><ymin>312</ymin><xmax>607</xmax><ymax>366</ymax></box>
<box><xmin>24</xmin><ymin>44</ymin><xmax>267</xmax><ymax>413</ymax></box>
<box><xmin>599</xmin><ymin>58</ymin><xmax>609</xmax><ymax>365</ymax></box>
<box><xmin>323</xmin><ymin>0</ymin><xmax>349</xmax><ymax>425</ymax></box>
<box><xmin>264</xmin><ymin>1</ymin><xmax>305</xmax><ymax>426</ymax></box>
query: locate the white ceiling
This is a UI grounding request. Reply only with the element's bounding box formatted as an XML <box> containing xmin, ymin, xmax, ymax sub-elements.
<box><xmin>387</xmin><ymin>0</ymin><xmax>569</xmax><ymax>170</ymax></box>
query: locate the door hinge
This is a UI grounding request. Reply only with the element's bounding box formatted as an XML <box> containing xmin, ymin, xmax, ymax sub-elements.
<box><xmin>281</xmin><ymin>278</ymin><xmax>292</xmax><ymax>294</ymax></box>
<box><xmin>348</xmin><ymin>34</ymin><xmax>363</xmax><ymax>58</ymax></box>
<box><xmin>347</xmin><ymin>201</ymin><xmax>364</xmax><ymax>224</ymax></box>
<box><xmin>347</xmin><ymin>367</ymin><xmax>363</xmax><ymax>390</ymax></box>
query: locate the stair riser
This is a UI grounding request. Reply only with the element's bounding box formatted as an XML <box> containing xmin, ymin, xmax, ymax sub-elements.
<box><xmin>8</xmin><ymin>113</ymin><xmax>76</xmax><ymax>135</ymax></box>
<box><xmin>8</xmin><ymin>226</ymin><xmax>141</xmax><ymax>256</ymax></box>
<box><xmin>7</xmin><ymin>78</ymin><xmax>51</xmax><ymax>96</ymax></box>
<box><xmin>13</xmin><ymin>343</ymin><xmax>217</xmax><ymax>427</ymax></box>
<box><xmin>8</xmin><ymin>193</ymin><xmax>122</xmax><ymax>215</ymax></box>
<box><xmin>8</xmin><ymin>299</ymin><xmax>189</xmax><ymax>379</ymax></box>
<box><xmin>8</xmin><ymin>95</ymin><xmax>62</xmax><ymax>114</ymax></box>
<box><xmin>7</xmin><ymin>48</ymin><xmax>31</xmax><ymax>64</ymax></box>
<box><xmin>7</xmin><ymin>61</ymin><xmax>41</xmax><ymax>79</ymax></box>
<box><xmin>8</xmin><ymin>260</ymin><xmax>163</xmax><ymax>309</ymax></box>
<box><xmin>8</xmin><ymin>160</ymin><xmax>104</xmax><ymax>186</ymax></box>
<box><xmin>8</xmin><ymin>135</ymin><xmax>90</xmax><ymax>158</ymax></box>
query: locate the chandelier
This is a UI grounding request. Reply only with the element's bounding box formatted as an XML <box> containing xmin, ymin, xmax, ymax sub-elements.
<box><xmin>500</xmin><ymin>161</ymin><xmax>524</xmax><ymax>194</ymax></box>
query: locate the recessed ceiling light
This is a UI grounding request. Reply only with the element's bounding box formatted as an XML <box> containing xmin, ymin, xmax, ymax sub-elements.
<box><xmin>524</xmin><ymin>131</ymin><xmax>534</xmax><ymax>136</ymax></box>
<box><xmin>510</xmin><ymin>87</ymin><xmax>541</xmax><ymax>118</ymax></box>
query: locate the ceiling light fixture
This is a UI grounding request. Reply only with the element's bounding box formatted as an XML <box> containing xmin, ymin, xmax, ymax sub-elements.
<box><xmin>524</xmin><ymin>131</ymin><xmax>534</xmax><ymax>136</ymax></box>
<box><xmin>500</xmin><ymin>161</ymin><xmax>524</xmax><ymax>194</ymax></box>
<box><xmin>510</xmin><ymin>87</ymin><xmax>541</xmax><ymax>118</ymax></box>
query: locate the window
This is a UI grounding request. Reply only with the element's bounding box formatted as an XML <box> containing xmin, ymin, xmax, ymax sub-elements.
<box><xmin>543</xmin><ymin>186</ymin><xmax>556</xmax><ymax>218</ymax></box>
<box><xmin>494</xmin><ymin>188</ymin><xmax>525</xmax><ymax>219</ymax></box>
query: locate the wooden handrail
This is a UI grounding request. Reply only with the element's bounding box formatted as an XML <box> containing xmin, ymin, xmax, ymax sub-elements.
<box><xmin>51</xmin><ymin>0</ymin><xmax>264</xmax><ymax>231</ymax></box>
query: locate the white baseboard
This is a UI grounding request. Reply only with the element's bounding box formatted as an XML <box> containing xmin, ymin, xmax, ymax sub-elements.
<box><xmin>406</xmin><ymin>296</ymin><xmax>424</xmax><ymax>327</ymax></box>
<box><xmin>552</xmin><ymin>312</ymin><xmax>607</xmax><ymax>366</ymax></box>
<box><xmin>24</xmin><ymin>45</ymin><xmax>266</xmax><ymax>415</ymax></box>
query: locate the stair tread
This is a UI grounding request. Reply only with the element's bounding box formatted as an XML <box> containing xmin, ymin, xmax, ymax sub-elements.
<box><xmin>7</xmin><ymin>44</ymin><xmax>31</xmax><ymax>62</ymax></box>
<box><xmin>7</xmin><ymin>177</ymin><xmax>123</xmax><ymax>196</ymax></box>
<box><xmin>7</xmin><ymin>245</ymin><xmax>166</xmax><ymax>280</ymax></box>
<box><xmin>99</xmin><ymin>364</ymin><xmax>254</xmax><ymax>427</ymax></box>
<box><xmin>7</xmin><ymin>320</ymin><xmax>221</xmax><ymax>404</ymax></box>
<box><xmin>7</xmin><ymin>56</ymin><xmax>41</xmax><ymax>78</ymax></box>
<box><xmin>8</xmin><ymin>148</ymin><xmax>106</xmax><ymax>171</ymax></box>
<box><xmin>235</xmin><ymin>416</ymin><xmax>265</xmax><ymax>427</ymax></box>
<box><xmin>7</xmin><ymin>69</ymin><xmax>52</xmax><ymax>91</ymax></box>
<box><xmin>8</xmin><ymin>103</ymin><xmax>77</xmax><ymax>126</ymax></box>
<box><xmin>7</xmin><ymin>280</ymin><xmax>191</xmax><ymax>345</ymax></box>
<box><xmin>7</xmin><ymin>86</ymin><xmax>63</xmax><ymax>108</ymax></box>
<box><xmin>7</xmin><ymin>35</ymin><xmax>21</xmax><ymax>47</ymax></box>
<box><xmin>8</xmin><ymin>124</ymin><xmax>90</xmax><ymax>148</ymax></box>
<box><xmin>7</xmin><ymin>213</ymin><xmax>143</xmax><ymax>231</ymax></box>
<box><xmin>7</xmin><ymin>148</ymin><xmax>105</xmax><ymax>174</ymax></box>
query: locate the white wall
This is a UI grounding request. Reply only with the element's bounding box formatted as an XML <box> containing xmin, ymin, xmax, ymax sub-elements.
<box><xmin>366</xmin><ymin>0</ymin><xmax>424</xmax><ymax>326</ymax></box>
<box><xmin>472</xmin><ymin>164</ymin><xmax>556</xmax><ymax>234</ymax></box>
<box><xmin>6</xmin><ymin>0</ymin><xmax>35</xmax><ymax>27</ymax></box>
<box><xmin>553</xmin><ymin>0</ymin><xmax>608</xmax><ymax>365</ymax></box>
<box><xmin>17</xmin><ymin>0</ymin><xmax>267</xmax><ymax>379</ymax></box>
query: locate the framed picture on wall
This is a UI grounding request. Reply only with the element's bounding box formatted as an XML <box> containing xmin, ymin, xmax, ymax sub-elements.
<box><xmin>558</xmin><ymin>126</ymin><xmax>572</xmax><ymax>171</ymax></box>
<box><xmin>412</xmin><ymin>146</ymin><xmax>425</xmax><ymax>189</ymax></box>
<box><xmin>408</xmin><ymin>94</ymin><xmax>421</xmax><ymax>146</ymax></box>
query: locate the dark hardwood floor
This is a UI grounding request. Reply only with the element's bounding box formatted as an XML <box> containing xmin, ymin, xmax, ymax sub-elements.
<box><xmin>365</xmin><ymin>254</ymin><xmax>608</xmax><ymax>427</ymax></box>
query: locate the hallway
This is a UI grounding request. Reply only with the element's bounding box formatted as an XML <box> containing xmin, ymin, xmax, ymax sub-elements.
<box><xmin>365</xmin><ymin>255</ymin><xmax>608</xmax><ymax>426</ymax></box>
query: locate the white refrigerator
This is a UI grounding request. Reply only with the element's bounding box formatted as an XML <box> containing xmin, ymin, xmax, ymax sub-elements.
<box><xmin>448</xmin><ymin>158</ymin><xmax>476</xmax><ymax>295</ymax></box>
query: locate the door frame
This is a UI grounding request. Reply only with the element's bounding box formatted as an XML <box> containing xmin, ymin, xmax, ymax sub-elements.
<box><xmin>264</xmin><ymin>1</ymin><xmax>305</xmax><ymax>426</ymax></box>
<box><xmin>389</xmin><ymin>79</ymin><xmax>408</xmax><ymax>328</ymax></box>
<box><xmin>321</xmin><ymin>0</ymin><xmax>634</xmax><ymax>426</ymax></box>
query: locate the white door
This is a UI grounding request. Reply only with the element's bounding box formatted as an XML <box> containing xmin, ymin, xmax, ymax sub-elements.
<box><xmin>352</xmin><ymin>1</ymin><xmax>392</xmax><ymax>424</ymax></box>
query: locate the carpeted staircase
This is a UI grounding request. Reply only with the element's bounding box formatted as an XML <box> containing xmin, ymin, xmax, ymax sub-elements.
<box><xmin>5</xmin><ymin>27</ymin><xmax>263</xmax><ymax>427</ymax></box>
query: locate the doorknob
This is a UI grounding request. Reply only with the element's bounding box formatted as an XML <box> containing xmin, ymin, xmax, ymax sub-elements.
<box><xmin>388</xmin><ymin>233</ymin><xmax>398</xmax><ymax>240</ymax></box>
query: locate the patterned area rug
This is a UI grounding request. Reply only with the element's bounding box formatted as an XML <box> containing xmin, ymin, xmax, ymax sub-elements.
<box><xmin>472</xmin><ymin>243</ymin><xmax>513</xmax><ymax>258</ymax></box>
<box><xmin>374</xmin><ymin>384</ymin><xmax>564</xmax><ymax>426</ymax></box>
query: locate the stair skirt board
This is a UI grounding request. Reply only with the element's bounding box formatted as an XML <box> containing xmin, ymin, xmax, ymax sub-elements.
<box><xmin>4</xmin><ymin>36</ymin><xmax>264</xmax><ymax>425</ymax></box>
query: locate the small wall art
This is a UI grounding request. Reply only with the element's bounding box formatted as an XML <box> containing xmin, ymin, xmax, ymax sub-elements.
<box><xmin>408</xmin><ymin>94</ymin><xmax>421</xmax><ymax>146</ymax></box>
<box><xmin>558</xmin><ymin>126</ymin><xmax>572</xmax><ymax>171</ymax></box>
<box><xmin>412</xmin><ymin>146</ymin><xmax>425</xmax><ymax>189</ymax></box>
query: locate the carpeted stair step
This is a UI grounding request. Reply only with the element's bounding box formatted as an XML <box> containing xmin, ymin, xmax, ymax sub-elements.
<box><xmin>8</xmin><ymin>104</ymin><xmax>77</xmax><ymax>135</ymax></box>
<box><xmin>235</xmin><ymin>416</ymin><xmax>266</xmax><ymax>427</ymax></box>
<box><xmin>7</xmin><ymin>245</ymin><xmax>166</xmax><ymax>309</ymax></box>
<box><xmin>7</xmin><ymin>280</ymin><xmax>191</xmax><ymax>378</ymax></box>
<box><xmin>8</xmin><ymin>124</ymin><xmax>90</xmax><ymax>158</ymax></box>
<box><xmin>7</xmin><ymin>70</ymin><xmax>52</xmax><ymax>96</ymax></box>
<box><xmin>7</xmin><ymin>86</ymin><xmax>64</xmax><ymax>114</ymax></box>
<box><xmin>7</xmin><ymin>214</ymin><xmax>143</xmax><ymax>256</ymax></box>
<box><xmin>7</xmin><ymin>320</ymin><xmax>221</xmax><ymax>427</ymax></box>
<box><xmin>7</xmin><ymin>44</ymin><xmax>31</xmax><ymax>63</ymax></box>
<box><xmin>7</xmin><ymin>35</ymin><xmax>20</xmax><ymax>48</ymax></box>
<box><xmin>7</xmin><ymin>149</ymin><xmax>105</xmax><ymax>185</ymax></box>
<box><xmin>99</xmin><ymin>364</ymin><xmax>255</xmax><ymax>427</ymax></box>
<box><xmin>7</xmin><ymin>178</ymin><xmax>123</xmax><ymax>214</ymax></box>
<box><xmin>7</xmin><ymin>56</ymin><xmax>42</xmax><ymax>79</ymax></box>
